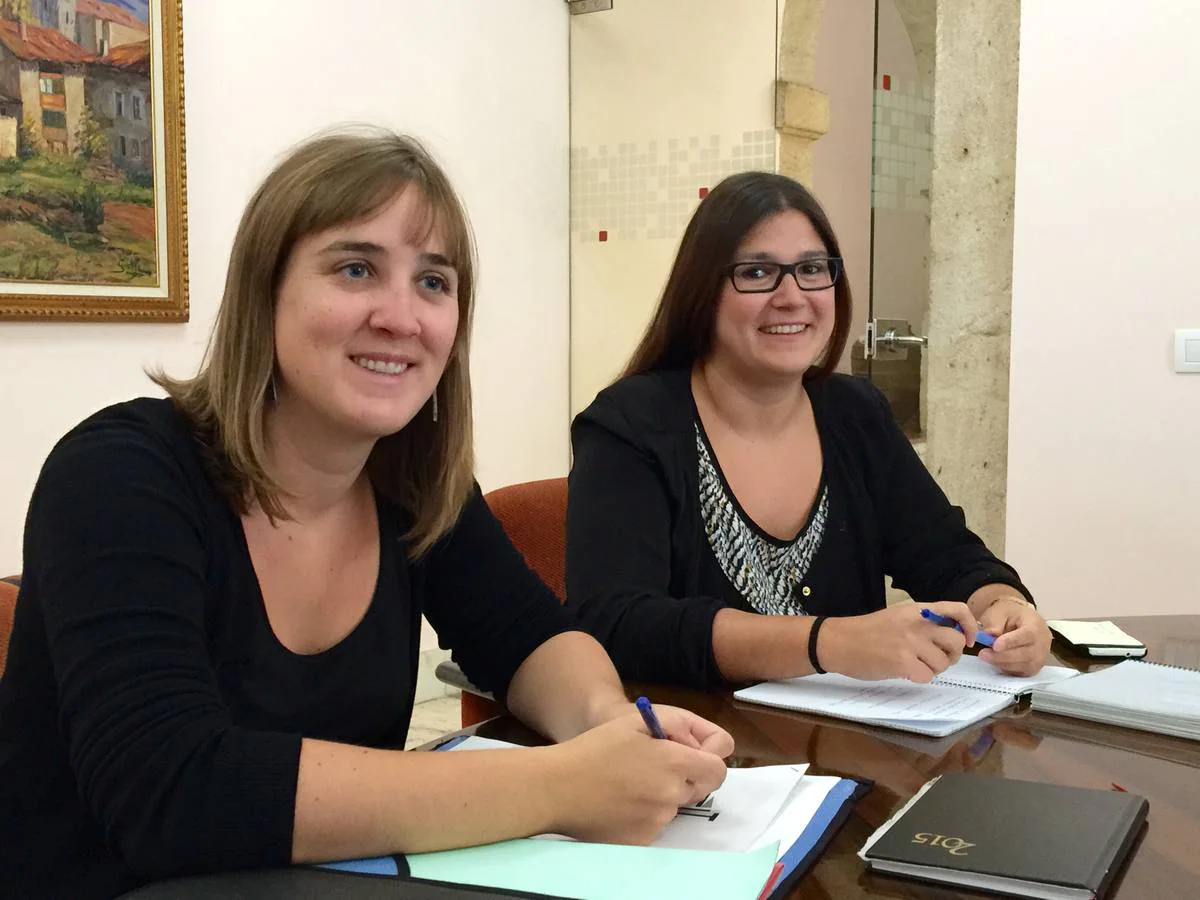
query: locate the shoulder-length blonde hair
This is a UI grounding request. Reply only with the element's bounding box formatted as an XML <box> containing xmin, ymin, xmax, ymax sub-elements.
<box><xmin>153</xmin><ymin>127</ymin><xmax>476</xmax><ymax>557</ymax></box>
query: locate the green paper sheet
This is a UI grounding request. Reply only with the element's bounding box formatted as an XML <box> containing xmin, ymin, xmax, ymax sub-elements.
<box><xmin>408</xmin><ymin>838</ymin><xmax>780</xmax><ymax>900</ymax></box>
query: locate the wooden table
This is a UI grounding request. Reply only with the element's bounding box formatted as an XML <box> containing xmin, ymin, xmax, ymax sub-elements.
<box><xmin>461</xmin><ymin>615</ymin><xmax>1200</xmax><ymax>898</ymax></box>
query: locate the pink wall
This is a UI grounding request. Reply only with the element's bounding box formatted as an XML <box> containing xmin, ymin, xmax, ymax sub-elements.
<box><xmin>811</xmin><ymin>0</ymin><xmax>927</xmax><ymax>369</ymax></box>
<box><xmin>810</xmin><ymin>0</ymin><xmax>873</xmax><ymax>369</ymax></box>
<box><xmin>1008</xmin><ymin>0</ymin><xmax>1200</xmax><ymax>618</ymax></box>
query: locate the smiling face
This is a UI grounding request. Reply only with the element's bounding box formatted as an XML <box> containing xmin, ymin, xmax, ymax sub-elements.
<box><xmin>708</xmin><ymin>208</ymin><xmax>838</xmax><ymax>382</ymax></box>
<box><xmin>272</xmin><ymin>188</ymin><xmax>461</xmax><ymax>446</ymax></box>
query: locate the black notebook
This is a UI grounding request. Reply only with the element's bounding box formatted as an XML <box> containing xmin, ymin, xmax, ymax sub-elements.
<box><xmin>858</xmin><ymin>773</ymin><xmax>1147</xmax><ymax>900</ymax></box>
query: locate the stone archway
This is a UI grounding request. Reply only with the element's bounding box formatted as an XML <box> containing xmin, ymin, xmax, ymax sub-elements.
<box><xmin>776</xmin><ymin>0</ymin><xmax>1021</xmax><ymax>556</ymax></box>
<box><xmin>775</xmin><ymin>0</ymin><xmax>828</xmax><ymax>186</ymax></box>
<box><xmin>893</xmin><ymin>0</ymin><xmax>935</xmax><ymax>88</ymax></box>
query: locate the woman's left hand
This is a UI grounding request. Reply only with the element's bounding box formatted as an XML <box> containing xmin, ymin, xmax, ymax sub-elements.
<box><xmin>972</xmin><ymin>592</ymin><xmax>1052</xmax><ymax>676</ymax></box>
<box><xmin>649</xmin><ymin>704</ymin><xmax>736</xmax><ymax>758</ymax></box>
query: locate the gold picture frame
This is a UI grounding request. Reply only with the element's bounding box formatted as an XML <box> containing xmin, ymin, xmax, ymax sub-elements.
<box><xmin>0</xmin><ymin>0</ymin><xmax>187</xmax><ymax>321</ymax></box>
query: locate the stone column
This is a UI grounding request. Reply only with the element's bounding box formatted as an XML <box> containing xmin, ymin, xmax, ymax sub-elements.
<box><xmin>776</xmin><ymin>81</ymin><xmax>830</xmax><ymax>186</ymax></box>
<box><xmin>924</xmin><ymin>0</ymin><xmax>1021</xmax><ymax>556</ymax></box>
<box><xmin>776</xmin><ymin>0</ymin><xmax>829</xmax><ymax>185</ymax></box>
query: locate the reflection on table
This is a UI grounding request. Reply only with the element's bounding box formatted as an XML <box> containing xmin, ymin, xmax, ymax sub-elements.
<box><xmin>466</xmin><ymin>615</ymin><xmax>1200</xmax><ymax>899</ymax></box>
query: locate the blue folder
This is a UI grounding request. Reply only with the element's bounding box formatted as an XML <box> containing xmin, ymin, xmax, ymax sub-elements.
<box><xmin>318</xmin><ymin>736</ymin><xmax>867</xmax><ymax>899</ymax></box>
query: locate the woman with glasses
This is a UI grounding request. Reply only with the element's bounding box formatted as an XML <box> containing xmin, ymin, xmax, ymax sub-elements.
<box><xmin>565</xmin><ymin>171</ymin><xmax>1050</xmax><ymax>691</ymax></box>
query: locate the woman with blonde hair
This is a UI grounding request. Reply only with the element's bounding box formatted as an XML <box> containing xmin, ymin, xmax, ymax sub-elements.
<box><xmin>0</xmin><ymin>128</ymin><xmax>731</xmax><ymax>899</ymax></box>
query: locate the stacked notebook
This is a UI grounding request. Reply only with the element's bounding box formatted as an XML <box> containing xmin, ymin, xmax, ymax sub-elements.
<box><xmin>734</xmin><ymin>656</ymin><xmax>1079</xmax><ymax>737</ymax></box>
<box><xmin>859</xmin><ymin>773</ymin><xmax>1148</xmax><ymax>899</ymax></box>
<box><xmin>1031</xmin><ymin>659</ymin><xmax>1200</xmax><ymax>741</ymax></box>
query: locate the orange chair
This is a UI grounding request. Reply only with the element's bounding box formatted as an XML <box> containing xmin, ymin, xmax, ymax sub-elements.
<box><xmin>441</xmin><ymin>478</ymin><xmax>569</xmax><ymax>728</ymax></box>
<box><xmin>1</xmin><ymin>575</ymin><xmax>20</xmax><ymax>678</ymax></box>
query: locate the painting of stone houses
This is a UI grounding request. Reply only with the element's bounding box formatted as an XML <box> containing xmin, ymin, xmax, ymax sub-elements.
<box><xmin>0</xmin><ymin>0</ymin><xmax>156</xmax><ymax>286</ymax></box>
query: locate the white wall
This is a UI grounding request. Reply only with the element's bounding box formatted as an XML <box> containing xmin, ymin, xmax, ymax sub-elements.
<box><xmin>1008</xmin><ymin>0</ymin><xmax>1200</xmax><ymax>617</ymax></box>
<box><xmin>0</xmin><ymin>0</ymin><xmax>571</xmax><ymax>621</ymax></box>
<box><xmin>569</xmin><ymin>0</ymin><xmax>778</xmax><ymax>413</ymax></box>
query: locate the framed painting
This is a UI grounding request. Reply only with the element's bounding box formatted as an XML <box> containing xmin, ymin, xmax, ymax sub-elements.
<box><xmin>0</xmin><ymin>0</ymin><xmax>186</xmax><ymax>321</ymax></box>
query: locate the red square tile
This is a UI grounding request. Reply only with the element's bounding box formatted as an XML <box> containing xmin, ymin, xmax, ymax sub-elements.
<box><xmin>698</xmin><ymin>187</ymin><xmax>709</xmax><ymax>199</ymax></box>
<box><xmin>882</xmin><ymin>74</ymin><xmax>891</xmax><ymax>90</ymax></box>
<box><xmin>598</xmin><ymin>230</ymin><xmax>607</xmax><ymax>242</ymax></box>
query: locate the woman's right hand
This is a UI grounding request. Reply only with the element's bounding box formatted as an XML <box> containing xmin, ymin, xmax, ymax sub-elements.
<box><xmin>545</xmin><ymin>711</ymin><xmax>729</xmax><ymax>845</ymax></box>
<box><xmin>819</xmin><ymin>602</ymin><xmax>978</xmax><ymax>682</ymax></box>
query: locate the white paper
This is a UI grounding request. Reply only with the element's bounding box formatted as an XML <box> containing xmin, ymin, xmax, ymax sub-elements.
<box><xmin>653</xmin><ymin>764</ymin><xmax>807</xmax><ymax>853</ymax></box>
<box><xmin>934</xmin><ymin>654</ymin><xmax>1080</xmax><ymax>694</ymax></box>
<box><xmin>443</xmin><ymin>735</ymin><xmax>524</xmax><ymax>752</ymax></box>
<box><xmin>753</xmin><ymin>774</ymin><xmax>844</xmax><ymax>860</ymax></box>
<box><xmin>1032</xmin><ymin>659</ymin><xmax>1200</xmax><ymax>738</ymax></box>
<box><xmin>443</xmin><ymin>738</ymin><xmax>831</xmax><ymax>855</ymax></box>
<box><xmin>737</xmin><ymin>673</ymin><xmax>1011</xmax><ymax>733</ymax></box>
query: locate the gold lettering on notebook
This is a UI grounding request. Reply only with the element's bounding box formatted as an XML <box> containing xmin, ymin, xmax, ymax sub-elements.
<box><xmin>911</xmin><ymin>833</ymin><xmax>975</xmax><ymax>856</ymax></box>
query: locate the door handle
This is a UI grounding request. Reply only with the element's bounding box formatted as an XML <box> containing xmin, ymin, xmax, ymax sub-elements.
<box><xmin>878</xmin><ymin>328</ymin><xmax>928</xmax><ymax>348</ymax></box>
<box><xmin>865</xmin><ymin>319</ymin><xmax>928</xmax><ymax>360</ymax></box>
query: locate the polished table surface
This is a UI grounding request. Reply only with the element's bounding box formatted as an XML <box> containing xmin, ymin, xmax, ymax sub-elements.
<box><xmin>465</xmin><ymin>615</ymin><xmax>1200</xmax><ymax>899</ymax></box>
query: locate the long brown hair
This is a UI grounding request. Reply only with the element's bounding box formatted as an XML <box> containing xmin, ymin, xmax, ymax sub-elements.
<box><xmin>623</xmin><ymin>171</ymin><xmax>853</xmax><ymax>381</ymax></box>
<box><xmin>152</xmin><ymin>127</ymin><xmax>476</xmax><ymax>557</ymax></box>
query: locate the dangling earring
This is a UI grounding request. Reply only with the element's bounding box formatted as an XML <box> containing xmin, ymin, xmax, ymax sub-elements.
<box><xmin>431</xmin><ymin>389</ymin><xmax>439</xmax><ymax>423</ymax></box>
<box><xmin>269</xmin><ymin>375</ymin><xmax>278</xmax><ymax>406</ymax></box>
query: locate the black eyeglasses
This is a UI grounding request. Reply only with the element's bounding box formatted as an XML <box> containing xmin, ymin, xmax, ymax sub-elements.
<box><xmin>724</xmin><ymin>257</ymin><xmax>842</xmax><ymax>293</ymax></box>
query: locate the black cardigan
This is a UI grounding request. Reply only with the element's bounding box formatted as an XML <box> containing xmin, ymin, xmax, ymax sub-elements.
<box><xmin>0</xmin><ymin>398</ymin><xmax>573</xmax><ymax>899</ymax></box>
<box><xmin>565</xmin><ymin>368</ymin><xmax>1032</xmax><ymax>689</ymax></box>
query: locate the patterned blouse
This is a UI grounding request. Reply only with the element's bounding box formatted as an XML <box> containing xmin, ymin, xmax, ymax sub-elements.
<box><xmin>696</xmin><ymin>422</ymin><xmax>828</xmax><ymax>616</ymax></box>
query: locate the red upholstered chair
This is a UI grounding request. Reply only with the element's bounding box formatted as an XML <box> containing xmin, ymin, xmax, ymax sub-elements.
<box><xmin>436</xmin><ymin>477</ymin><xmax>569</xmax><ymax>728</ymax></box>
<box><xmin>0</xmin><ymin>575</ymin><xmax>21</xmax><ymax>678</ymax></box>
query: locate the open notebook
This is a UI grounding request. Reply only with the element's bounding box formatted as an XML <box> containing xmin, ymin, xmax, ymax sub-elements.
<box><xmin>1031</xmin><ymin>659</ymin><xmax>1200</xmax><ymax>741</ymax></box>
<box><xmin>734</xmin><ymin>655</ymin><xmax>1079</xmax><ymax>737</ymax></box>
<box><xmin>320</xmin><ymin>735</ymin><xmax>867</xmax><ymax>900</ymax></box>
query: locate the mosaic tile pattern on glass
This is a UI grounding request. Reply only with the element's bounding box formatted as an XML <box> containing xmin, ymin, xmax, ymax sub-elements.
<box><xmin>571</xmin><ymin>131</ymin><xmax>777</xmax><ymax>242</ymax></box>
<box><xmin>872</xmin><ymin>77</ymin><xmax>933</xmax><ymax>213</ymax></box>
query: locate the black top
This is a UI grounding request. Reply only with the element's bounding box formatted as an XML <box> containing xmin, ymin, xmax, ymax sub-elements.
<box><xmin>0</xmin><ymin>398</ymin><xmax>575</xmax><ymax>900</ymax></box>
<box><xmin>565</xmin><ymin>369</ymin><xmax>1032</xmax><ymax>689</ymax></box>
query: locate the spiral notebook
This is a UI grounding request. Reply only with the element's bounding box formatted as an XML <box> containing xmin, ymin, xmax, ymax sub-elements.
<box><xmin>734</xmin><ymin>656</ymin><xmax>1079</xmax><ymax>737</ymax></box>
<box><xmin>1031</xmin><ymin>659</ymin><xmax>1200</xmax><ymax>741</ymax></box>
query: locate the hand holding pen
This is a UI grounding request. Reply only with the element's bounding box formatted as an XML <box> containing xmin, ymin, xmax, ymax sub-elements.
<box><xmin>813</xmin><ymin>602</ymin><xmax>984</xmax><ymax>682</ymax></box>
<box><xmin>921</xmin><ymin>608</ymin><xmax>996</xmax><ymax>647</ymax></box>
<box><xmin>543</xmin><ymin>699</ymin><xmax>732</xmax><ymax>844</ymax></box>
<box><xmin>635</xmin><ymin>696</ymin><xmax>670</xmax><ymax>739</ymax></box>
<box><xmin>637</xmin><ymin>697</ymin><xmax>717</xmax><ymax>814</ymax></box>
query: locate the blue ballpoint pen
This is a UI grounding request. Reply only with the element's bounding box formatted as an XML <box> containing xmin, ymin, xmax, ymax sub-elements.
<box><xmin>635</xmin><ymin>696</ymin><xmax>669</xmax><ymax>739</ymax></box>
<box><xmin>920</xmin><ymin>607</ymin><xmax>996</xmax><ymax>647</ymax></box>
<box><xmin>637</xmin><ymin>697</ymin><xmax>715</xmax><ymax>813</ymax></box>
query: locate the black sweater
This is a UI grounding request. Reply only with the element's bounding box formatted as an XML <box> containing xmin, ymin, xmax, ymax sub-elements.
<box><xmin>565</xmin><ymin>369</ymin><xmax>1031</xmax><ymax>690</ymax></box>
<box><xmin>0</xmin><ymin>398</ymin><xmax>574</xmax><ymax>899</ymax></box>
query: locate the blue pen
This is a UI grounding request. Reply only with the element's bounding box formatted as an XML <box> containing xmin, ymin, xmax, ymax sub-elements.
<box><xmin>635</xmin><ymin>696</ymin><xmax>669</xmax><ymax>739</ymax></box>
<box><xmin>920</xmin><ymin>608</ymin><xmax>996</xmax><ymax>647</ymax></box>
<box><xmin>638</xmin><ymin>697</ymin><xmax>716</xmax><ymax>814</ymax></box>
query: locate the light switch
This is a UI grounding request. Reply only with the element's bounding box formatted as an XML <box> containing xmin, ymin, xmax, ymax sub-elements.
<box><xmin>1175</xmin><ymin>329</ymin><xmax>1200</xmax><ymax>373</ymax></box>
